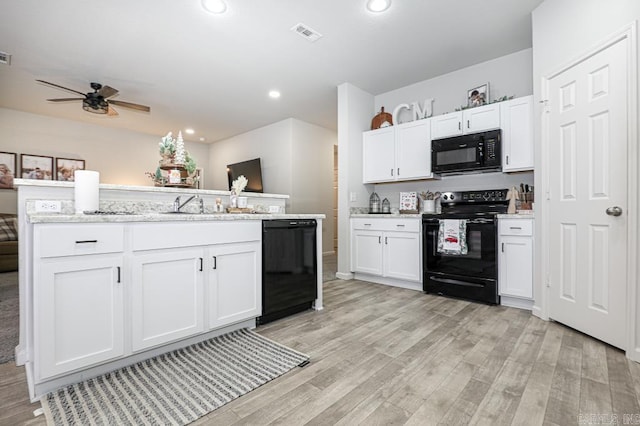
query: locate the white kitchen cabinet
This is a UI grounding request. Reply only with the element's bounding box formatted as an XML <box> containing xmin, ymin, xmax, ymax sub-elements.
<box><xmin>130</xmin><ymin>221</ymin><xmax>262</xmax><ymax>351</ymax></box>
<box><xmin>362</xmin><ymin>120</ymin><xmax>433</xmax><ymax>183</ymax></box>
<box><xmin>501</xmin><ymin>95</ymin><xmax>534</xmax><ymax>172</ymax></box>
<box><xmin>383</xmin><ymin>231</ymin><xmax>421</xmax><ymax>281</ymax></box>
<box><xmin>33</xmin><ymin>224</ymin><xmax>125</xmax><ymax>380</ymax></box>
<box><xmin>208</xmin><ymin>241</ymin><xmax>261</xmax><ymax>329</ymax></box>
<box><xmin>363</xmin><ymin>126</ymin><xmax>395</xmax><ymax>183</ymax></box>
<box><xmin>351</xmin><ymin>229</ymin><xmax>384</xmax><ymax>275</ymax></box>
<box><xmin>131</xmin><ymin>247</ymin><xmax>205</xmax><ymax>351</ymax></box>
<box><xmin>431</xmin><ymin>103</ymin><xmax>501</xmax><ymax>139</ymax></box>
<box><xmin>350</xmin><ymin>218</ymin><xmax>421</xmax><ymax>287</ymax></box>
<box><xmin>498</xmin><ymin>217</ymin><xmax>534</xmax><ymax>309</ymax></box>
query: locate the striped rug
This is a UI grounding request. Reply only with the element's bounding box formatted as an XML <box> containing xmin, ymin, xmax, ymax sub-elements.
<box><xmin>41</xmin><ymin>328</ymin><xmax>309</xmax><ymax>426</ymax></box>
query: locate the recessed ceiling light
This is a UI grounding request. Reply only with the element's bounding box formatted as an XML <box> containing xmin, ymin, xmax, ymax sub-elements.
<box><xmin>269</xmin><ymin>90</ymin><xmax>281</xmax><ymax>99</ymax></box>
<box><xmin>199</xmin><ymin>137</ymin><xmax>205</xmax><ymax>142</ymax></box>
<box><xmin>202</xmin><ymin>0</ymin><xmax>227</xmax><ymax>14</ymax></box>
<box><xmin>366</xmin><ymin>0</ymin><xmax>391</xmax><ymax>13</ymax></box>
<box><xmin>185</xmin><ymin>128</ymin><xmax>195</xmax><ymax>135</ymax></box>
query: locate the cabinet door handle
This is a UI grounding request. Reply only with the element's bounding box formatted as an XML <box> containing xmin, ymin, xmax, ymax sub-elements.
<box><xmin>364</xmin><ymin>223</ymin><xmax>372</xmax><ymax>226</ymax></box>
<box><xmin>378</xmin><ymin>236</ymin><xmax>381</xmax><ymax>244</ymax></box>
<box><xmin>391</xmin><ymin>168</ymin><xmax>394</xmax><ymax>176</ymax></box>
<box><xmin>506</xmin><ymin>155</ymin><xmax>509</xmax><ymax>165</ymax></box>
<box><xmin>396</xmin><ymin>224</ymin><xmax>405</xmax><ymax>227</ymax></box>
<box><xmin>199</xmin><ymin>258</ymin><xmax>203</xmax><ymax>271</ymax></box>
<box><xmin>509</xmin><ymin>226</ymin><xmax>522</xmax><ymax>230</ymax></box>
<box><xmin>75</xmin><ymin>239</ymin><xmax>98</xmax><ymax>244</ymax></box>
<box><xmin>385</xmin><ymin>237</ymin><xmax>388</xmax><ymax>244</ymax></box>
<box><xmin>501</xmin><ymin>243</ymin><xmax>504</xmax><ymax>252</ymax></box>
<box><xmin>467</xmin><ymin>120</ymin><xmax>470</xmax><ymax>129</ymax></box>
<box><xmin>117</xmin><ymin>266</ymin><xmax>121</xmax><ymax>283</ymax></box>
<box><xmin>212</xmin><ymin>256</ymin><xmax>217</xmax><ymax>270</ymax></box>
<box><xmin>397</xmin><ymin>168</ymin><xmax>400</xmax><ymax>176</ymax></box>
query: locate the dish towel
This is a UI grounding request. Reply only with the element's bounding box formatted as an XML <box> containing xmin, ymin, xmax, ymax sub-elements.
<box><xmin>437</xmin><ymin>219</ymin><xmax>468</xmax><ymax>255</ymax></box>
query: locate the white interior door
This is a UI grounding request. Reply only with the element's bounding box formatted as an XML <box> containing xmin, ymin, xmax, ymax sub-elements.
<box><xmin>546</xmin><ymin>37</ymin><xmax>628</xmax><ymax>349</ymax></box>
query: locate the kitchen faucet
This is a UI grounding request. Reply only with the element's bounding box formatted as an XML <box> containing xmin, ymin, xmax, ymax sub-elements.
<box><xmin>174</xmin><ymin>195</ymin><xmax>204</xmax><ymax>213</ymax></box>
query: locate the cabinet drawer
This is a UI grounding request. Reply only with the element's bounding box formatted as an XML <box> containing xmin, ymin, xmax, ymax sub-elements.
<box><xmin>36</xmin><ymin>224</ymin><xmax>124</xmax><ymax>258</ymax></box>
<box><xmin>499</xmin><ymin>219</ymin><xmax>533</xmax><ymax>236</ymax></box>
<box><xmin>132</xmin><ymin>221</ymin><xmax>261</xmax><ymax>251</ymax></box>
<box><xmin>351</xmin><ymin>218</ymin><xmax>420</xmax><ymax>233</ymax></box>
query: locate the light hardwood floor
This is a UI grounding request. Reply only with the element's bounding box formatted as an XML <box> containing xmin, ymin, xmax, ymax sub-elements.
<box><xmin>2</xmin><ymin>278</ymin><xmax>640</xmax><ymax>425</ymax></box>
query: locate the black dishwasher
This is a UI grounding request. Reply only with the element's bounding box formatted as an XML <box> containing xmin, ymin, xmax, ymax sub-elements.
<box><xmin>259</xmin><ymin>219</ymin><xmax>317</xmax><ymax>324</ymax></box>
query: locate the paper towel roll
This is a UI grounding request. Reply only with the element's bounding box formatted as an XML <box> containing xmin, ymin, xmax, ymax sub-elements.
<box><xmin>74</xmin><ymin>170</ymin><xmax>100</xmax><ymax>213</ymax></box>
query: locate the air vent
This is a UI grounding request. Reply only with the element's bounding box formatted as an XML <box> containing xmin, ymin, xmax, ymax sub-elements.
<box><xmin>0</xmin><ymin>51</ymin><xmax>11</xmax><ymax>65</ymax></box>
<box><xmin>290</xmin><ymin>23</ymin><xmax>323</xmax><ymax>42</ymax></box>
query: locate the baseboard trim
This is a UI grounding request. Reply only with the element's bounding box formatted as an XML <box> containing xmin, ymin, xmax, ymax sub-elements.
<box><xmin>335</xmin><ymin>272</ymin><xmax>354</xmax><ymax>280</ymax></box>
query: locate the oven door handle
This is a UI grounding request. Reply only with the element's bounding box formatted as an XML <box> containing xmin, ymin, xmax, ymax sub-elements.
<box><xmin>422</xmin><ymin>218</ymin><xmax>494</xmax><ymax>225</ymax></box>
<box><xmin>428</xmin><ymin>275</ymin><xmax>484</xmax><ymax>288</ymax></box>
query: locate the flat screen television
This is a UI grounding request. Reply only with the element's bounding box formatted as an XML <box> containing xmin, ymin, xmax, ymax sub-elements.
<box><xmin>227</xmin><ymin>158</ymin><xmax>264</xmax><ymax>193</ymax></box>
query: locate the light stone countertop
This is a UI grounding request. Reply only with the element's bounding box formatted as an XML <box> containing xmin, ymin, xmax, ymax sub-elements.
<box><xmin>497</xmin><ymin>213</ymin><xmax>535</xmax><ymax>219</ymax></box>
<box><xmin>28</xmin><ymin>212</ymin><xmax>325</xmax><ymax>224</ymax></box>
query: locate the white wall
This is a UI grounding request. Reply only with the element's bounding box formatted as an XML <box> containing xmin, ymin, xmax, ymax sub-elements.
<box><xmin>531</xmin><ymin>0</ymin><xmax>640</xmax><ymax>359</ymax></box>
<box><xmin>208</xmin><ymin>118</ymin><xmax>337</xmax><ymax>253</ymax></box>
<box><xmin>0</xmin><ymin>108</ymin><xmax>209</xmax><ymax>214</ymax></box>
<box><xmin>291</xmin><ymin>119</ymin><xmax>336</xmax><ymax>254</ymax></box>
<box><xmin>376</xmin><ymin>48</ymin><xmax>534</xmax><ymax>122</ymax></box>
<box><xmin>206</xmin><ymin>119</ymin><xmax>293</xmax><ymax>195</ymax></box>
<box><xmin>337</xmin><ymin>83</ymin><xmax>375</xmax><ymax>276</ymax></box>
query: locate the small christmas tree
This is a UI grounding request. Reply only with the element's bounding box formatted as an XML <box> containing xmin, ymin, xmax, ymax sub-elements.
<box><xmin>174</xmin><ymin>131</ymin><xmax>186</xmax><ymax>165</ymax></box>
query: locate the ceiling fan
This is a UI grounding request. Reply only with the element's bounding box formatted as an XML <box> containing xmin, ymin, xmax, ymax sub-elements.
<box><xmin>36</xmin><ymin>80</ymin><xmax>151</xmax><ymax>116</ymax></box>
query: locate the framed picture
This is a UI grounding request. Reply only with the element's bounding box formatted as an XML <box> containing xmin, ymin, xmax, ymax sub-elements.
<box><xmin>56</xmin><ymin>157</ymin><xmax>85</xmax><ymax>181</ymax></box>
<box><xmin>21</xmin><ymin>154</ymin><xmax>54</xmax><ymax>180</ymax></box>
<box><xmin>468</xmin><ymin>83</ymin><xmax>489</xmax><ymax>108</ymax></box>
<box><xmin>0</xmin><ymin>152</ymin><xmax>17</xmax><ymax>189</ymax></box>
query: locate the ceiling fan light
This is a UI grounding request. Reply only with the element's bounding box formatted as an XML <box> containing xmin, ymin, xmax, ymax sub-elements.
<box><xmin>366</xmin><ymin>0</ymin><xmax>391</xmax><ymax>13</ymax></box>
<box><xmin>202</xmin><ymin>0</ymin><xmax>227</xmax><ymax>14</ymax></box>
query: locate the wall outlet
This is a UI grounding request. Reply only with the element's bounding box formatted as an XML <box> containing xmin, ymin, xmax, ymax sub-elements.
<box><xmin>268</xmin><ymin>205</ymin><xmax>280</xmax><ymax>213</ymax></box>
<box><xmin>35</xmin><ymin>200</ymin><xmax>61</xmax><ymax>213</ymax></box>
<box><xmin>350</xmin><ymin>192</ymin><xmax>357</xmax><ymax>202</ymax></box>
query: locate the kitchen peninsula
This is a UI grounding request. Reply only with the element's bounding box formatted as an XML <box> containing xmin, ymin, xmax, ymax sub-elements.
<box><xmin>13</xmin><ymin>179</ymin><xmax>325</xmax><ymax>400</ymax></box>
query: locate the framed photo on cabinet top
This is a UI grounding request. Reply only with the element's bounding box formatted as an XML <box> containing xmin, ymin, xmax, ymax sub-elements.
<box><xmin>468</xmin><ymin>83</ymin><xmax>489</xmax><ymax>108</ymax></box>
<box><xmin>56</xmin><ymin>157</ymin><xmax>85</xmax><ymax>181</ymax></box>
<box><xmin>21</xmin><ymin>154</ymin><xmax>54</xmax><ymax>180</ymax></box>
<box><xmin>0</xmin><ymin>151</ymin><xmax>16</xmax><ymax>189</ymax></box>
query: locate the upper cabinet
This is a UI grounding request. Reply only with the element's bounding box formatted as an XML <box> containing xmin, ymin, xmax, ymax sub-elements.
<box><xmin>431</xmin><ymin>103</ymin><xmax>501</xmax><ymax>139</ymax></box>
<box><xmin>363</xmin><ymin>119</ymin><xmax>434</xmax><ymax>184</ymax></box>
<box><xmin>362</xmin><ymin>95</ymin><xmax>534</xmax><ymax>183</ymax></box>
<box><xmin>500</xmin><ymin>95</ymin><xmax>534</xmax><ymax>172</ymax></box>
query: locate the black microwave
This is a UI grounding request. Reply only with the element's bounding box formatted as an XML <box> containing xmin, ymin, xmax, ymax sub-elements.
<box><xmin>431</xmin><ymin>129</ymin><xmax>501</xmax><ymax>174</ymax></box>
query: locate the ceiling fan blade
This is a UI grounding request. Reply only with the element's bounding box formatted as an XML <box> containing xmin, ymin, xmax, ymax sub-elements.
<box><xmin>98</xmin><ymin>85</ymin><xmax>118</xmax><ymax>99</ymax></box>
<box><xmin>46</xmin><ymin>98</ymin><xmax>85</xmax><ymax>102</ymax></box>
<box><xmin>108</xmin><ymin>100</ymin><xmax>150</xmax><ymax>112</ymax></box>
<box><xmin>107</xmin><ymin>105</ymin><xmax>119</xmax><ymax>116</ymax></box>
<box><xmin>36</xmin><ymin>79</ymin><xmax>87</xmax><ymax>97</ymax></box>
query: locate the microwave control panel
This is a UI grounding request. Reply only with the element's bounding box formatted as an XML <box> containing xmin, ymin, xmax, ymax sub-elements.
<box><xmin>485</xmin><ymin>139</ymin><xmax>497</xmax><ymax>159</ymax></box>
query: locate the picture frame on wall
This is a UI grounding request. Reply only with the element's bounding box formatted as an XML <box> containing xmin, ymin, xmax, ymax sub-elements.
<box><xmin>467</xmin><ymin>83</ymin><xmax>489</xmax><ymax>108</ymax></box>
<box><xmin>56</xmin><ymin>157</ymin><xmax>85</xmax><ymax>181</ymax></box>
<box><xmin>0</xmin><ymin>151</ymin><xmax>17</xmax><ymax>189</ymax></box>
<box><xmin>21</xmin><ymin>154</ymin><xmax>54</xmax><ymax>180</ymax></box>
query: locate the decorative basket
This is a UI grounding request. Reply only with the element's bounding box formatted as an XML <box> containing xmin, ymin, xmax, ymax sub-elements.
<box><xmin>371</xmin><ymin>107</ymin><xmax>393</xmax><ymax>130</ymax></box>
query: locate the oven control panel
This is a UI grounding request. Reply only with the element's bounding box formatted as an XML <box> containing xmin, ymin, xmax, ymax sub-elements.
<box><xmin>440</xmin><ymin>189</ymin><xmax>508</xmax><ymax>203</ymax></box>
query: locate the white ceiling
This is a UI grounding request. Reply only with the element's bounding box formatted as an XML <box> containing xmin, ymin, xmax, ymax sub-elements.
<box><xmin>0</xmin><ymin>0</ymin><xmax>543</xmax><ymax>144</ymax></box>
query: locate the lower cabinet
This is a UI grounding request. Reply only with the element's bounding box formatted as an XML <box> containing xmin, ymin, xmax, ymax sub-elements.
<box><xmin>351</xmin><ymin>218</ymin><xmax>421</xmax><ymax>285</ymax></box>
<box><xmin>208</xmin><ymin>241</ymin><xmax>261</xmax><ymax>329</ymax></box>
<box><xmin>36</xmin><ymin>255</ymin><xmax>125</xmax><ymax>380</ymax></box>
<box><xmin>131</xmin><ymin>247</ymin><xmax>205</xmax><ymax>352</ymax></box>
<box><xmin>498</xmin><ymin>217</ymin><xmax>534</xmax><ymax>309</ymax></box>
<box><xmin>33</xmin><ymin>221</ymin><xmax>262</xmax><ymax>381</ymax></box>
